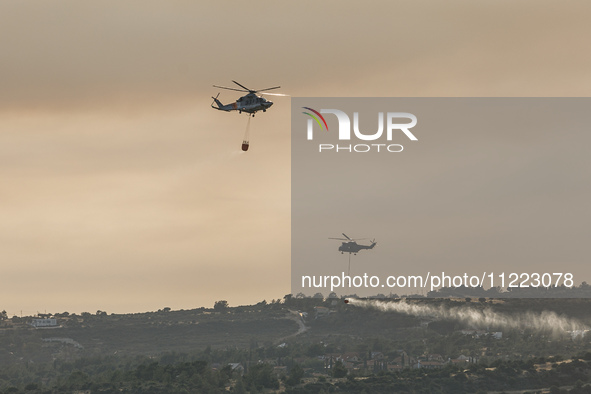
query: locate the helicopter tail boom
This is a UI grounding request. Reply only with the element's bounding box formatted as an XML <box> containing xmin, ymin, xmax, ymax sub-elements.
<box><xmin>211</xmin><ymin>94</ymin><xmax>232</xmax><ymax>111</ymax></box>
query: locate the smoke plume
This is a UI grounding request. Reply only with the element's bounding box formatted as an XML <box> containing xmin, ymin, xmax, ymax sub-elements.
<box><xmin>347</xmin><ymin>298</ymin><xmax>588</xmax><ymax>335</ymax></box>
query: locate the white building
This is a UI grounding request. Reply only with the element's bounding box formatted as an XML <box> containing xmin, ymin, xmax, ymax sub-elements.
<box><xmin>31</xmin><ymin>319</ymin><xmax>57</xmax><ymax>327</ymax></box>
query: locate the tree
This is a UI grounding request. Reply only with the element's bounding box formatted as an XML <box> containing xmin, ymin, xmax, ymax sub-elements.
<box><xmin>234</xmin><ymin>376</ymin><xmax>247</xmax><ymax>394</ymax></box>
<box><xmin>332</xmin><ymin>361</ymin><xmax>348</xmax><ymax>378</ymax></box>
<box><xmin>286</xmin><ymin>364</ymin><xmax>304</xmax><ymax>386</ymax></box>
<box><xmin>213</xmin><ymin>300</ymin><xmax>229</xmax><ymax>312</ymax></box>
<box><xmin>244</xmin><ymin>363</ymin><xmax>279</xmax><ymax>391</ymax></box>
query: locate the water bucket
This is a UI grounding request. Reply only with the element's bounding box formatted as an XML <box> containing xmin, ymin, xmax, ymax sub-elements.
<box><xmin>241</xmin><ymin>141</ymin><xmax>249</xmax><ymax>151</ymax></box>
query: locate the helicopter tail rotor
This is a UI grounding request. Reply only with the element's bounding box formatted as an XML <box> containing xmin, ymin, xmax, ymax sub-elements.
<box><xmin>211</xmin><ymin>93</ymin><xmax>223</xmax><ymax>109</ymax></box>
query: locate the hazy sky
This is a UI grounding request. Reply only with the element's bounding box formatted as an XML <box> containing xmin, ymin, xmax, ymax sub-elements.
<box><xmin>2</xmin><ymin>1</ymin><xmax>591</xmax><ymax>315</ymax></box>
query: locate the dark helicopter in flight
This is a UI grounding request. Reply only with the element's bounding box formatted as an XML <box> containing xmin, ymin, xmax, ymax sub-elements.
<box><xmin>329</xmin><ymin>233</ymin><xmax>376</xmax><ymax>255</ymax></box>
<box><xmin>211</xmin><ymin>80</ymin><xmax>287</xmax><ymax>151</ymax></box>
<box><xmin>211</xmin><ymin>80</ymin><xmax>287</xmax><ymax>117</ymax></box>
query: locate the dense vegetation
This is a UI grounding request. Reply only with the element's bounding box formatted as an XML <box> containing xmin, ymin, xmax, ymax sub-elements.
<box><xmin>1</xmin><ymin>296</ymin><xmax>591</xmax><ymax>392</ymax></box>
<box><xmin>2</xmin><ymin>352</ymin><xmax>591</xmax><ymax>393</ymax></box>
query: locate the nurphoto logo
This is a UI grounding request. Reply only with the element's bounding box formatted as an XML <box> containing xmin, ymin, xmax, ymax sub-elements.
<box><xmin>302</xmin><ymin>107</ymin><xmax>418</xmax><ymax>153</ymax></box>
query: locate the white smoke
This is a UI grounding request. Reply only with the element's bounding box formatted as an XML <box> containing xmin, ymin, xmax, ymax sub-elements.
<box><xmin>347</xmin><ymin>298</ymin><xmax>589</xmax><ymax>335</ymax></box>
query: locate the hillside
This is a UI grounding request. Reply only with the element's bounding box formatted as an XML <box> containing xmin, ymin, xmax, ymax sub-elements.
<box><xmin>2</xmin><ymin>297</ymin><xmax>591</xmax><ymax>392</ymax></box>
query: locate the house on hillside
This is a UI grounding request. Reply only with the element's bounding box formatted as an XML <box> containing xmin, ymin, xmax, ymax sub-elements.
<box><xmin>370</xmin><ymin>351</ymin><xmax>385</xmax><ymax>360</ymax></box>
<box><xmin>228</xmin><ymin>363</ymin><xmax>244</xmax><ymax>375</ymax></box>
<box><xmin>450</xmin><ymin>354</ymin><xmax>477</xmax><ymax>364</ymax></box>
<box><xmin>416</xmin><ymin>361</ymin><xmax>444</xmax><ymax>369</ymax></box>
<box><xmin>314</xmin><ymin>306</ymin><xmax>331</xmax><ymax>319</ymax></box>
<box><xmin>323</xmin><ymin>352</ymin><xmax>362</xmax><ymax>372</ymax></box>
<box><xmin>30</xmin><ymin>318</ymin><xmax>57</xmax><ymax>328</ymax></box>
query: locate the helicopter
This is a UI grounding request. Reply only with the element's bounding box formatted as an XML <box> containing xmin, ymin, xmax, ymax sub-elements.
<box><xmin>329</xmin><ymin>233</ymin><xmax>377</xmax><ymax>255</ymax></box>
<box><xmin>211</xmin><ymin>80</ymin><xmax>286</xmax><ymax>117</ymax></box>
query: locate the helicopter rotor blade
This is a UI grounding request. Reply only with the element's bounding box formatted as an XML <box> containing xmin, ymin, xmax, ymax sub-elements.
<box><xmin>213</xmin><ymin>85</ymin><xmax>249</xmax><ymax>93</ymax></box>
<box><xmin>232</xmin><ymin>80</ymin><xmax>253</xmax><ymax>92</ymax></box>
<box><xmin>259</xmin><ymin>92</ymin><xmax>290</xmax><ymax>97</ymax></box>
<box><xmin>257</xmin><ymin>86</ymin><xmax>281</xmax><ymax>92</ymax></box>
<box><xmin>342</xmin><ymin>233</ymin><xmax>352</xmax><ymax>241</ymax></box>
<box><xmin>329</xmin><ymin>238</ymin><xmax>349</xmax><ymax>241</ymax></box>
